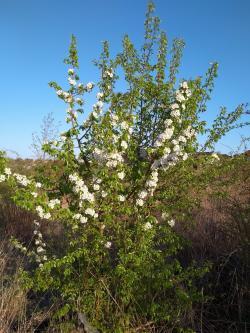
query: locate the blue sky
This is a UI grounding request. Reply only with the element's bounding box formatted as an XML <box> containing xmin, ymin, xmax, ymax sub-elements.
<box><xmin>0</xmin><ymin>0</ymin><xmax>249</xmax><ymax>157</ymax></box>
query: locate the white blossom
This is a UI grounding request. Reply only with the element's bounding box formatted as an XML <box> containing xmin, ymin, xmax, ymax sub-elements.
<box><xmin>48</xmin><ymin>199</ymin><xmax>60</xmax><ymax>209</ymax></box>
<box><xmin>144</xmin><ymin>222</ymin><xmax>152</xmax><ymax>230</ymax></box>
<box><xmin>170</xmin><ymin>103</ymin><xmax>179</xmax><ymax>110</ymax></box>
<box><xmin>56</xmin><ymin>90</ymin><xmax>63</xmax><ymax>96</ymax></box>
<box><xmin>136</xmin><ymin>198</ymin><xmax>144</xmax><ymax>207</ymax></box>
<box><xmin>168</xmin><ymin>219</ymin><xmax>175</xmax><ymax>227</ymax></box>
<box><xmin>120</xmin><ymin>121</ymin><xmax>129</xmax><ymax>130</ymax></box>
<box><xmin>0</xmin><ymin>175</ymin><xmax>6</xmax><ymax>182</ymax></box>
<box><xmin>37</xmin><ymin>246</ymin><xmax>45</xmax><ymax>254</ymax></box>
<box><xmin>121</xmin><ymin>141</ymin><xmax>128</xmax><ymax>150</ymax></box>
<box><xmin>14</xmin><ymin>173</ymin><xmax>31</xmax><ymax>186</ymax></box>
<box><xmin>154</xmin><ymin>127</ymin><xmax>174</xmax><ymax>147</ymax></box>
<box><xmin>68</xmin><ymin>68</ymin><xmax>74</xmax><ymax>75</ymax></box>
<box><xmin>178</xmin><ymin>135</ymin><xmax>187</xmax><ymax>143</ymax></box>
<box><xmin>86</xmin><ymin>82</ymin><xmax>94</xmax><ymax>91</ymax></box>
<box><xmin>118</xmin><ymin>195</ymin><xmax>125</xmax><ymax>202</ymax></box>
<box><xmin>4</xmin><ymin>168</ymin><xmax>11</xmax><ymax>175</ymax></box>
<box><xmin>74</xmin><ymin>214</ymin><xmax>88</xmax><ymax>224</ymax></box>
<box><xmin>97</xmin><ymin>92</ymin><xmax>104</xmax><ymax>100</ymax></box>
<box><xmin>161</xmin><ymin>212</ymin><xmax>169</xmax><ymax>220</ymax></box>
<box><xmin>68</xmin><ymin>77</ymin><xmax>76</xmax><ymax>86</ymax></box>
<box><xmin>36</xmin><ymin>206</ymin><xmax>51</xmax><ymax>219</ymax></box>
<box><xmin>96</xmin><ymin>100</ymin><xmax>104</xmax><ymax>109</ymax></box>
<box><xmin>105</xmin><ymin>69</ymin><xmax>113</xmax><ymax>78</ymax></box>
<box><xmin>93</xmin><ymin>184</ymin><xmax>100</xmax><ymax>191</ymax></box>
<box><xmin>211</xmin><ymin>153</ymin><xmax>220</xmax><ymax>161</ymax></box>
<box><xmin>105</xmin><ymin>241</ymin><xmax>112</xmax><ymax>249</ymax></box>
<box><xmin>111</xmin><ymin>114</ymin><xmax>119</xmax><ymax>124</ymax></box>
<box><xmin>76</xmin><ymin>97</ymin><xmax>83</xmax><ymax>104</ymax></box>
<box><xmin>101</xmin><ymin>191</ymin><xmax>108</xmax><ymax>198</ymax></box>
<box><xmin>175</xmin><ymin>91</ymin><xmax>185</xmax><ymax>103</ymax></box>
<box><xmin>138</xmin><ymin>190</ymin><xmax>147</xmax><ymax>199</ymax></box>
<box><xmin>43</xmin><ymin>212</ymin><xmax>51</xmax><ymax>220</ymax></box>
<box><xmin>164</xmin><ymin>119</ymin><xmax>173</xmax><ymax>127</ymax></box>
<box><xmin>117</xmin><ymin>171</ymin><xmax>125</xmax><ymax>180</ymax></box>
<box><xmin>170</xmin><ymin>109</ymin><xmax>181</xmax><ymax>118</ymax></box>
<box><xmin>181</xmin><ymin>81</ymin><xmax>188</xmax><ymax>89</ymax></box>
<box><xmin>183</xmin><ymin>152</ymin><xmax>188</xmax><ymax>161</ymax></box>
<box><xmin>85</xmin><ymin>207</ymin><xmax>95</xmax><ymax>217</ymax></box>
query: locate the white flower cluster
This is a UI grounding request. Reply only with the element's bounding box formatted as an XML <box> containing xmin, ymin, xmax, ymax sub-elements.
<box><xmin>0</xmin><ymin>168</ymin><xmax>9</xmax><ymax>182</ymax></box>
<box><xmin>33</xmin><ymin>220</ymin><xmax>47</xmax><ymax>267</ymax></box>
<box><xmin>0</xmin><ymin>168</ymin><xmax>11</xmax><ymax>182</ymax></box>
<box><xmin>154</xmin><ymin>119</ymin><xmax>174</xmax><ymax>148</ymax></box>
<box><xmin>161</xmin><ymin>212</ymin><xmax>175</xmax><ymax>227</ymax></box>
<box><xmin>57</xmin><ymin>90</ymin><xmax>74</xmax><ymax>104</ymax></box>
<box><xmin>118</xmin><ymin>195</ymin><xmax>126</xmax><ymax>202</ymax></box>
<box><xmin>86</xmin><ymin>82</ymin><xmax>94</xmax><ymax>91</ymax></box>
<box><xmin>120</xmin><ymin>121</ymin><xmax>133</xmax><ymax>136</ymax></box>
<box><xmin>73</xmin><ymin>213</ymin><xmax>88</xmax><ymax>224</ymax></box>
<box><xmin>169</xmin><ymin>82</ymin><xmax>191</xmax><ymax>122</ymax></box>
<box><xmin>12</xmin><ymin>240</ymin><xmax>27</xmax><ymax>254</ymax></box>
<box><xmin>211</xmin><ymin>153</ymin><xmax>220</xmax><ymax>162</ymax></box>
<box><xmin>67</xmin><ymin>69</ymin><xmax>94</xmax><ymax>92</ymax></box>
<box><xmin>92</xmin><ymin>100</ymin><xmax>104</xmax><ymax>120</ymax></box>
<box><xmin>150</xmin><ymin>84</ymin><xmax>195</xmax><ymax>172</ymax></box>
<box><xmin>14</xmin><ymin>173</ymin><xmax>31</xmax><ymax>186</ymax></box>
<box><xmin>104</xmin><ymin>68</ymin><xmax>114</xmax><ymax>79</ymax></box>
<box><xmin>48</xmin><ymin>198</ymin><xmax>60</xmax><ymax>209</ymax></box>
<box><xmin>66</xmin><ymin>108</ymin><xmax>78</xmax><ymax>122</ymax></box>
<box><xmin>101</xmin><ymin>190</ymin><xmax>108</xmax><ymax>198</ymax></box>
<box><xmin>105</xmin><ymin>241</ymin><xmax>112</xmax><ymax>249</ymax></box>
<box><xmin>145</xmin><ymin>169</ymin><xmax>159</xmax><ymax>196</ymax></box>
<box><xmin>0</xmin><ymin>174</ymin><xmax>6</xmax><ymax>182</ymax></box>
<box><xmin>109</xmin><ymin>116</ymin><xmax>133</xmax><ymax>137</ymax></box>
<box><xmin>68</xmin><ymin>68</ymin><xmax>74</xmax><ymax>75</ymax></box>
<box><xmin>143</xmin><ymin>221</ymin><xmax>153</xmax><ymax>230</ymax></box>
<box><xmin>93</xmin><ymin>183</ymin><xmax>100</xmax><ymax>191</ymax></box>
<box><xmin>110</xmin><ymin>114</ymin><xmax>119</xmax><ymax>126</ymax></box>
<box><xmin>175</xmin><ymin>82</ymin><xmax>191</xmax><ymax>103</ymax></box>
<box><xmin>117</xmin><ymin>171</ymin><xmax>125</xmax><ymax>180</ymax></box>
<box><xmin>151</xmin><ymin>133</ymin><xmax>191</xmax><ymax>171</ymax></box>
<box><xmin>36</xmin><ymin>206</ymin><xmax>51</xmax><ymax>220</ymax></box>
<box><xmin>85</xmin><ymin>207</ymin><xmax>98</xmax><ymax>218</ymax></box>
<box><xmin>97</xmin><ymin>92</ymin><xmax>104</xmax><ymax>100</ymax></box>
<box><xmin>136</xmin><ymin>170</ymin><xmax>159</xmax><ymax>207</ymax></box>
<box><xmin>69</xmin><ymin>173</ymin><xmax>95</xmax><ymax>204</ymax></box>
<box><xmin>93</xmin><ymin>148</ymin><xmax>124</xmax><ymax>169</ymax></box>
<box><xmin>68</xmin><ymin>77</ymin><xmax>76</xmax><ymax>86</ymax></box>
<box><xmin>0</xmin><ymin>168</ymin><xmax>34</xmax><ymax>187</ymax></box>
<box><xmin>182</xmin><ymin>125</ymin><xmax>196</xmax><ymax>139</ymax></box>
<box><xmin>4</xmin><ymin>167</ymin><xmax>11</xmax><ymax>175</ymax></box>
<box><xmin>168</xmin><ymin>219</ymin><xmax>175</xmax><ymax>227</ymax></box>
<box><xmin>93</xmin><ymin>148</ymin><xmax>106</xmax><ymax>163</ymax></box>
<box><xmin>121</xmin><ymin>140</ymin><xmax>128</xmax><ymax>150</ymax></box>
<box><xmin>106</xmin><ymin>152</ymin><xmax>124</xmax><ymax>168</ymax></box>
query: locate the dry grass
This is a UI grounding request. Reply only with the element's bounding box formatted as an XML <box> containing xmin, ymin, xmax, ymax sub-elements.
<box><xmin>0</xmin><ymin>245</ymin><xmax>27</xmax><ymax>332</ymax></box>
<box><xmin>176</xmin><ymin>185</ymin><xmax>250</xmax><ymax>332</ymax></box>
<box><xmin>0</xmin><ymin>242</ymin><xmax>55</xmax><ymax>333</ymax></box>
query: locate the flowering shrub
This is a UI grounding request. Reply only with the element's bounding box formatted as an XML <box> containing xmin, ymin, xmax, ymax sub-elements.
<box><xmin>0</xmin><ymin>2</ymin><xmax>248</xmax><ymax>332</ymax></box>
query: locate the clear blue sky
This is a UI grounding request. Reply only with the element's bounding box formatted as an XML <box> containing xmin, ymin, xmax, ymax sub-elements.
<box><xmin>0</xmin><ymin>0</ymin><xmax>249</xmax><ymax>157</ymax></box>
